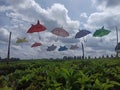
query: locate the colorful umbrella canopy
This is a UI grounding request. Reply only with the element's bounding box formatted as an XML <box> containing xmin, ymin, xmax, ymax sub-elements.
<box><xmin>27</xmin><ymin>20</ymin><xmax>46</xmax><ymax>33</ymax></box>
<box><xmin>115</xmin><ymin>42</ymin><xmax>120</xmax><ymax>53</ymax></box>
<box><xmin>93</xmin><ymin>26</ymin><xmax>111</xmax><ymax>37</ymax></box>
<box><xmin>58</xmin><ymin>46</ymin><xmax>68</xmax><ymax>51</ymax></box>
<box><xmin>75</xmin><ymin>29</ymin><xmax>91</xmax><ymax>38</ymax></box>
<box><xmin>47</xmin><ymin>44</ymin><xmax>57</xmax><ymax>51</ymax></box>
<box><xmin>51</xmin><ymin>27</ymin><xmax>69</xmax><ymax>37</ymax></box>
<box><xmin>31</xmin><ymin>42</ymin><xmax>42</xmax><ymax>47</ymax></box>
<box><xmin>16</xmin><ymin>37</ymin><xmax>28</xmax><ymax>43</ymax></box>
<box><xmin>70</xmin><ymin>45</ymin><xmax>79</xmax><ymax>50</ymax></box>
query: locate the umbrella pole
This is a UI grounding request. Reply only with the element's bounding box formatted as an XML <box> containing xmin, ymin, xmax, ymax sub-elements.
<box><xmin>116</xmin><ymin>26</ymin><xmax>119</xmax><ymax>57</ymax></box>
<box><xmin>81</xmin><ymin>42</ymin><xmax>84</xmax><ymax>59</ymax></box>
<box><xmin>7</xmin><ymin>32</ymin><xmax>12</xmax><ymax>65</ymax></box>
<box><xmin>38</xmin><ymin>33</ymin><xmax>41</xmax><ymax>40</ymax></box>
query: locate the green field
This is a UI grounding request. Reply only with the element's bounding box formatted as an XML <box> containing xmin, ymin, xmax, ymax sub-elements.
<box><xmin>0</xmin><ymin>58</ymin><xmax>120</xmax><ymax>90</ymax></box>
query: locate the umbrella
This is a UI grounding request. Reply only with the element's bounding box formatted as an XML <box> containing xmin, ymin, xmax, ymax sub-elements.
<box><xmin>47</xmin><ymin>44</ymin><xmax>57</xmax><ymax>51</ymax></box>
<box><xmin>93</xmin><ymin>26</ymin><xmax>111</xmax><ymax>37</ymax></box>
<box><xmin>75</xmin><ymin>29</ymin><xmax>91</xmax><ymax>59</ymax></box>
<box><xmin>58</xmin><ymin>46</ymin><xmax>68</xmax><ymax>51</ymax></box>
<box><xmin>70</xmin><ymin>45</ymin><xmax>79</xmax><ymax>50</ymax></box>
<box><xmin>51</xmin><ymin>27</ymin><xmax>69</xmax><ymax>37</ymax></box>
<box><xmin>115</xmin><ymin>42</ymin><xmax>120</xmax><ymax>53</ymax></box>
<box><xmin>31</xmin><ymin>42</ymin><xmax>42</xmax><ymax>47</ymax></box>
<box><xmin>27</xmin><ymin>20</ymin><xmax>46</xmax><ymax>33</ymax></box>
<box><xmin>16</xmin><ymin>37</ymin><xmax>28</xmax><ymax>43</ymax></box>
<box><xmin>27</xmin><ymin>20</ymin><xmax>46</xmax><ymax>40</ymax></box>
<box><xmin>75</xmin><ymin>29</ymin><xmax>91</xmax><ymax>38</ymax></box>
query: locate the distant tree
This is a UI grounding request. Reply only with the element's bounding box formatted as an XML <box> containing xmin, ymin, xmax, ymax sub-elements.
<box><xmin>88</xmin><ymin>56</ymin><xmax>91</xmax><ymax>59</ymax></box>
<box><xmin>50</xmin><ymin>58</ymin><xmax>53</xmax><ymax>60</ymax></box>
<box><xmin>102</xmin><ymin>55</ymin><xmax>105</xmax><ymax>59</ymax></box>
<box><xmin>94</xmin><ymin>56</ymin><xmax>97</xmax><ymax>59</ymax></box>
<box><xmin>110</xmin><ymin>54</ymin><xmax>114</xmax><ymax>58</ymax></box>
<box><xmin>74</xmin><ymin>56</ymin><xmax>77</xmax><ymax>60</ymax></box>
<box><xmin>63</xmin><ymin>56</ymin><xmax>68</xmax><ymax>60</ymax></box>
<box><xmin>67</xmin><ymin>56</ymin><xmax>72</xmax><ymax>60</ymax></box>
<box><xmin>77</xmin><ymin>56</ymin><xmax>81</xmax><ymax>60</ymax></box>
<box><xmin>106</xmin><ymin>55</ymin><xmax>109</xmax><ymax>58</ymax></box>
<box><xmin>99</xmin><ymin>56</ymin><xmax>101</xmax><ymax>59</ymax></box>
<box><xmin>84</xmin><ymin>56</ymin><xmax>87</xmax><ymax>60</ymax></box>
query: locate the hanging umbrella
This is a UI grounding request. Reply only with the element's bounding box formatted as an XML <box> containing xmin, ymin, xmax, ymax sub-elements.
<box><xmin>27</xmin><ymin>20</ymin><xmax>46</xmax><ymax>40</ymax></box>
<box><xmin>58</xmin><ymin>46</ymin><xmax>68</xmax><ymax>51</ymax></box>
<box><xmin>51</xmin><ymin>27</ymin><xmax>69</xmax><ymax>37</ymax></box>
<box><xmin>93</xmin><ymin>26</ymin><xmax>111</xmax><ymax>37</ymax></box>
<box><xmin>70</xmin><ymin>45</ymin><xmax>79</xmax><ymax>50</ymax></box>
<box><xmin>27</xmin><ymin>20</ymin><xmax>46</xmax><ymax>33</ymax></box>
<box><xmin>75</xmin><ymin>29</ymin><xmax>91</xmax><ymax>59</ymax></box>
<box><xmin>75</xmin><ymin>29</ymin><xmax>91</xmax><ymax>38</ymax></box>
<box><xmin>16</xmin><ymin>37</ymin><xmax>28</xmax><ymax>43</ymax></box>
<box><xmin>47</xmin><ymin>44</ymin><xmax>57</xmax><ymax>51</ymax></box>
<box><xmin>115</xmin><ymin>42</ymin><xmax>120</xmax><ymax>53</ymax></box>
<box><xmin>31</xmin><ymin>42</ymin><xmax>42</xmax><ymax>47</ymax></box>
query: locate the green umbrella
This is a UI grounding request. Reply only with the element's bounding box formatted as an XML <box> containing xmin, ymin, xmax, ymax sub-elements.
<box><xmin>93</xmin><ymin>26</ymin><xmax>111</xmax><ymax>37</ymax></box>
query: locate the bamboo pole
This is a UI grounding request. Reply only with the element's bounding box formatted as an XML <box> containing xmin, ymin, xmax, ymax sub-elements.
<box><xmin>7</xmin><ymin>32</ymin><xmax>12</xmax><ymax>64</ymax></box>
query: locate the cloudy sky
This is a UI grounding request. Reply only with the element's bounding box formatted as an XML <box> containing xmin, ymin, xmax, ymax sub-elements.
<box><xmin>0</xmin><ymin>0</ymin><xmax>120</xmax><ymax>59</ymax></box>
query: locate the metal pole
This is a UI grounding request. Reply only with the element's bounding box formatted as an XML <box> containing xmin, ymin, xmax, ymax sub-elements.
<box><xmin>7</xmin><ymin>32</ymin><xmax>12</xmax><ymax>64</ymax></box>
<box><xmin>116</xmin><ymin>26</ymin><xmax>119</xmax><ymax>57</ymax></box>
<box><xmin>116</xmin><ymin>26</ymin><xmax>119</xmax><ymax>45</ymax></box>
<box><xmin>81</xmin><ymin>42</ymin><xmax>84</xmax><ymax>59</ymax></box>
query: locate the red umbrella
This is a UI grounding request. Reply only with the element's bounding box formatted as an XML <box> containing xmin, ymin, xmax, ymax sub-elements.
<box><xmin>31</xmin><ymin>42</ymin><xmax>42</xmax><ymax>47</ymax></box>
<box><xmin>27</xmin><ymin>20</ymin><xmax>46</xmax><ymax>33</ymax></box>
<box><xmin>27</xmin><ymin>20</ymin><xmax>46</xmax><ymax>39</ymax></box>
<box><xmin>51</xmin><ymin>27</ymin><xmax>69</xmax><ymax>37</ymax></box>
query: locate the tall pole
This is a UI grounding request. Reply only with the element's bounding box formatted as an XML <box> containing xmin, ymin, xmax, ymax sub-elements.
<box><xmin>116</xmin><ymin>26</ymin><xmax>119</xmax><ymax>57</ymax></box>
<box><xmin>7</xmin><ymin>32</ymin><xmax>12</xmax><ymax>64</ymax></box>
<box><xmin>81</xmin><ymin>42</ymin><xmax>84</xmax><ymax>59</ymax></box>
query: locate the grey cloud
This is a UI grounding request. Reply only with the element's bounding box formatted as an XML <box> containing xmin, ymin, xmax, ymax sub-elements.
<box><xmin>92</xmin><ymin>0</ymin><xmax>120</xmax><ymax>9</ymax></box>
<box><xmin>106</xmin><ymin>0</ymin><xmax>120</xmax><ymax>7</ymax></box>
<box><xmin>60</xmin><ymin>37</ymin><xmax>80</xmax><ymax>44</ymax></box>
<box><xmin>0</xmin><ymin>13</ymin><xmax>11</xmax><ymax>27</ymax></box>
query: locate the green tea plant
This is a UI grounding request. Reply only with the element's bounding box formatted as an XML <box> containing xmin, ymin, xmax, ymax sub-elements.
<box><xmin>0</xmin><ymin>58</ymin><xmax>120</xmax><ymax>90</ymax></box>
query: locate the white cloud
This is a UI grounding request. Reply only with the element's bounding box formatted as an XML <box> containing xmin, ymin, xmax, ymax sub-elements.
<box><xmin>1</xmin><ymin>0</ymin><xmax>119</xmax><ymax>59</ymax></box>
<box><xmin>0</xmin><ymin>28</ymin><xmax>9</xmax><ymax>42</ymax></box>
<box><xmin>0</xmin><ymin>0</ymin><xmax>80</xmax><ymax>59</ymax></box>
<box><xmin>85</xmin><ymin>0</ymin><xmax>120</xmax><ymax>29</ymax></box>
<box><xmin>0</xmin><ymin>6</ymin><xmax>12</xmax><ymax>12</ymax></box>
<box><xmin>80</xmin><ymin>12</ymin><xmax>88</xmax><ymax>19</ymax></box>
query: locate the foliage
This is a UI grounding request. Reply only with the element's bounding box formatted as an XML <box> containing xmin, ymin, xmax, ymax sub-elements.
<box><xmin>0</xmin><ymin>58</ymin><xmax>120</xmax><ymax>90</ymax></box>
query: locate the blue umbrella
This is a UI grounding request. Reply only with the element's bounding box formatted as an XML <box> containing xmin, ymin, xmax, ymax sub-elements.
<box><xmin>47</xmin><ymin>44</ymin><xmax>57</xmax><ymax>51</ymax></box>
<box><xmin>75</xmin><ymin>29</ymin><xmax>91</xmax><ymax>38</ymax></box>
<box><xmin>58</xmin><ymin>46</ymin><xmax>68</xmax><ymax>51</ymax></box>
<box><xmin>75</xmin><ymin>29</ymin><xmax>91</xmax><ymax>59</ymax></box>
